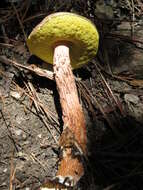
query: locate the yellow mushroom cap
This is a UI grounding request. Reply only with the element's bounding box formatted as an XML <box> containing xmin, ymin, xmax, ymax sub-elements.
<box><xmin>27</xmin><ymin>12</ymin><xmax>99</xmax><ymax>69</ymax></box>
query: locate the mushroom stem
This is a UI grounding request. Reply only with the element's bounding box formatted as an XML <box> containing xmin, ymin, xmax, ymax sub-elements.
<box><xmin>53</xmin><ymin>45</ymin><xmax>87</xmax><ymax>185</ymax></box>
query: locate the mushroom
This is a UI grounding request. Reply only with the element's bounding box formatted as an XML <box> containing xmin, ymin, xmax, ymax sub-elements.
<box><xmin>27</xmin><ymin>12</ymin><xmax>99</xmax><ymax>188</ymax></box>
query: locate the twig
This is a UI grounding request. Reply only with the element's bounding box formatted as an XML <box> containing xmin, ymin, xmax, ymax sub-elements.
<box><xmin>131</xmin><ymin>0</ymin><xmax>135</xmax><ymax>37</ymax></box>
<box><xmin>27</xmin><ymin>82</ymin><xmax>60</xmax><ymax>126</ymax></box>
<box><xmin>102</xmin><ymin>43</ymin><xmax>113</xmax><ymax>75</ymax></box>
<box><xmin>0</xmin><ymin>56</ymin><xmax>54</xmax><ymax>80</ymax></box>
<box><xmin>1</xmin><ymin>24</ymin><xmax>9</xmax><ymax>43</ymax></box>
<box><xmin>0</xmin><ymin>42</ymin><xmax>14</xmax><ymax>48</ymax></box>
<box><xmin>106</xmin><ymin>33</ymin><xmax>143</xmax><ymax>49</ymax></box>
<box><xmin>21</xmin><ymin>0</ymin><xmax>32</xmax><ymax>21</ymax></box>
<box><xmin>25</xmin><ymin>82</ymin><xmax>59</xmax><ymax>144</ymax></box>
<box><xmin>11</xmin><ymin>3</ymin><xmax>27</xmax><ymax>41</ymax></box>
<box><xmin>30</xmin><ymin>152</ymin><xmax>47</xmax><ymax>172</ymax></box>
<box><xmin>103</xmin><ymin>184</ymin><xmax>116</xmax><ymax>190</ymax></box>
<box><xmin>130</xmin><ymin>160</ymin><xmax>143</xmax><ymax>177</ymax></box>
<box><xmin>0</xmin><ymin>1</ymin><xmax>28</xmax><ymax>24</ymax></box>
<box><xmin>22</xmin><ymin>13</ymin><xmax>47</xmax><ymax>23</ymax></box>
<box><xmin>77</xmin><ymin>80</ymin><xmax>121</xmax><ymax>137</ymax></box>
<box><xmin>94</xmin><ymin>62</ymin><xmax>125</xmax><ymax>116</ymax></box>
<box><xmin>12</xmin><ymin>81</ymin><xmax>59</xmax><ymax>129</ymax></box>
<box><xmin>39</xmin><ymin>115</ymin><xmax>59</xmax><ymax>145</ymax></box>
<box><xmin>76</xmin><ymin>80</ymin><xmax>97</xmax><ymax>119</ymax></box>
<box><xmin>9</xmin><ymin>151</ymin><xmax>16</xmax><ymax>190</ymax></box>
<box><xmin>136</xmin><ymin>0</ymin><xmax>143</xmax><ymax>11</ymax></box>
<box><xmin>0</xmin><ymin>109</ymin><xmax>19</xmax><ymax>152</ymax></box>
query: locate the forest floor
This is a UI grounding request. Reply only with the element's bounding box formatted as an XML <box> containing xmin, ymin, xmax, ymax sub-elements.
<box><xmin>1</xmin><ymin>1</ymin><xmax>143</xmax><ymax>190</ymax></box>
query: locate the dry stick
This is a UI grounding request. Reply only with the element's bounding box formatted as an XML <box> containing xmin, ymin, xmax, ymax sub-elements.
<box><xmin>25</xmin><ymin>82</ymin><xmax>59</xmax><ymax>144</ymax></box>
<box><xmin>21</xmin><ymin>0</ymin><xmax>32</xmax><ymax>21</ymax></box>
<box><xmin>77</xmin><ymin>80</ymin><xmax>121</xmax><ymax>137</ymax></box>
<box><xmin>0</xmin><ymin>109</ymin><xmax>19</xmax><ymax>152</ymax></box>
<box><xmin>0</xmin><ymin>0</ymin><xmax>28</xmax><ymax>24</ymax></box>
<box><xmin>0</xmin><ymin>42</ymin><xmax>14</xmax><ymax>48</ymax></box>
<box><xmin>76</xmin><ymin>81</ymin><xmax>97</xmax><ymax>119</ymax></box>
<box><xmin>22</xmin><ymin>13</ymin><xmax>47</xmax><ymax>23</ymax></box>
<box><xmin>11</xmin><ymin>3</ymin><xmax>27</xmax><ymax>41</ymax></box>
<box><xmin>11</xmin><ymin>79</ymin><xmax>60</xmax><ymax>144</ymax></box>
<box><xmin>103</xmin><ymin>43</ymin><xmax>113</xmax><ymax>76</ymax></box>
<box><xmin>106</xmin><ymin>33</ymin><xmax>143</xmax><ymax>47</ymax></box>
<box><xmin>95</xmin><ymin>62</ymin><xmax>143</xmax><ymax>88</ymax></box>
<box><xmin>53</xmin><ymin>45</ymin><xmax>87</xmax><ymax>185</ymax></box>
<box><xmin>103</xmin><ymin>184</ymin><xmax>117</xmax><ymax>190</ymax></box>
<box><xmin>9</xmin><ymin>151</ymin><xmax>16</xmax><ymax>190</ymax></box>
<box><xmin>12</xmin><ymin>80</ymin><xmax>59</xmax><ymax>129</ymax></box>
<box><xmin>14</xmin><ymin>176</ymin><xmax>33</xmax><ymax>189</ymax></box>
<box><xmin>136</xmin><ymin>0</ymin><xmax>143</xmax><ymax>11</ymax></box>
<box><xmin>94</xmin><ymin>62</ymin><xmax>125</xmax><ymax>116</ymax></box>
<box><xmin>40</xmin><ymin>115</ymin><xmax>59</xmax><ymax>145</ymax></box>
<box><xmin>131</xmin><ymin>0</ymin><xmax>135</xmax><ymax>37</ymax></box>
<box><xmin>25</xmin><ymin>81</ymin><xmax>60</xmax><ymax>127</ymax></box>
<box><xmin>39</xmin><ymin>103</ymin><xmax>60</xmax><ymax>128</ymax></box>
<box><xmin>28</xmin><ymin>81</ymin><xmax>59</xmax><ymax>124</ymax></box>
<box><xmin>1</xmin><ymin>24</ymin><xmax>9</xmax><ymax>44</ymax></box>
<box><xmin>26</xmin><ymin>82</ymin><xmax>40</xmax><ymax>112</ymax></box>
<box><xmin>30</xmin><ymin>152</ymin><xmax>47</xmax><ymax>172</ymax></box>
<box><xmin>0</xmin><ymin>56</ymin><xmax>54</xmax><ymax>80</ymax></box>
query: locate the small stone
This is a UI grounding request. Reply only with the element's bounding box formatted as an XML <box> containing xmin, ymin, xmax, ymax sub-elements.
<box><xmin>15</xmin><ymin>115</ymin><xmax>24</xmax><ymax>124</ymax></box>
<box><xmin>124</xmin><ymin>94</ymin><xmax>140</xmax><ymax>105</ymax></box>
<box><xmin>17</xmin><ymin>151</ymin><xmax>23</xmax><ymax>157</ymax></box>
<box><xmin>37</xmin><ymin>134</ymin><xmax>42</xmax><ymax>138</ymax></box>
<box><xmin>22</xmin><ymin>133</ymin><xmax>27</xmax><ymax>140</ymax></box>
<box><xmin>1</xmin><ymin>182</ymin><xmax>6</xmax><ymax>186</ymax></box>
<box><xmin>3</xmin><ymin>168</ymin><xmax>7</xmax><ymax>173</ymax></box>
<box><xmin>15</xmin><ymin>129</ymin><xmax>23</xmax><ymax>136</ymax></box>
<box><xmin>25</xmin><ymin>187</ymin><xmax>30</xmax><ymax>190</ymax></box>
<box><xmin>10</xmin><ymin>91</ymin><xmax>22</xmax><ymax>100</ymax></box>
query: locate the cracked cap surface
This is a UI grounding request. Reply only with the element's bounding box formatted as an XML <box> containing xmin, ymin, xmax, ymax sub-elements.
<box><xmin>27</xmin><ymin>12</ymin><xmax>99</xmax><ymax>69</ymax></box>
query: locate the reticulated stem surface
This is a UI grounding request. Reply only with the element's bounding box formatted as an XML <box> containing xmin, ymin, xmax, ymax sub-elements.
<box><xmin>53</xmin><ymin>45</ymin><xmax>87</xmax><ymax>185</ymax></box>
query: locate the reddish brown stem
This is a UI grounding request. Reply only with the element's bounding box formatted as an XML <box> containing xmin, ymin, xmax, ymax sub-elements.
<box><xmin>53</xmin><ymin>45</ymin><xmax>87</xmax><ymax>185</ymax></box>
